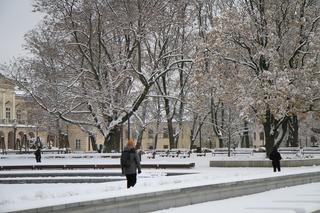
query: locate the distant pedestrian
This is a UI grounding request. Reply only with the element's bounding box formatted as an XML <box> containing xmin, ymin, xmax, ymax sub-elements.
<box><xmin>269</xmin><ymin>146</ymin><xmax>282</xmax><ymax>172</ymax></box>
<box><xmin>35</xmin><ymin>136</ymin><xmax>42</xmax><ymax>148</ymax></box>
<box><xmin>120</xmin><ymin>140</ymin><xmax>141</xmax><ymax>188</ymax></box>
<box><xmin>137</xmin><ymin>149</ymin><xmax>142</xmax><ymax>162</ymax></box>
<box><xmin>34</xmin><ymin>147</ymin><xmax>41</xmax><ymax>163</ymax></box>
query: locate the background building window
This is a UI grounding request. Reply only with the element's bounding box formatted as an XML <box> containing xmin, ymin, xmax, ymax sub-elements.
<box><xmin>16</xmin><ymin>109</ymin><xmax>22</xmax><ymax>121</ymax></box>
<box><xmin>259</xmin><ymin>132</ymin><xmax>264</xmax><ymax>141</ymax></box>
<box><xmin>76</xmin><ymin>139</ymin><xmax>81</xmax><ymax>150</ymax></box>
<box><xmin>6</xmin><ymin>107</ymin><xmax>10</xmax><ymax>120</ymax></box>
<box><xmin>254</xmin><ymin>132</ymin><xmax>256</xmax><ymax>140</ymax></box>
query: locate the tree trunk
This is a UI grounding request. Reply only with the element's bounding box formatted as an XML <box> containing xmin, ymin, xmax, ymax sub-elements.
<box><xmin>167</xmin><ymin>119</ymin><xmax>175</xmax><ymax>149</ymax></box>
<box><xmin>263</xmin><ymin>109</ymin><xmax>290</xmax><ymax>156</ymax></box>
<box><xmin>136</xmin><ymin>101</ymin><xmax>148</xmax><ymax>149</ymax></box>
<box><xmin>162</xmin><ymin>76</ymin><xmax>175</xmax><ymax>149</ymax></box>
<box><xmin>275</xmin><ymin>117</ymin><xmax>289</xmax><ymax>148</ymax></box>
<box><xmin>263</xmin><ymin>109</ymin><xmax>275</xmax><ymax>157</ymax></box>
<box><xmin>287</xmin><ymin>114</ymin><xmax>299</xmax><ymax>147</ymax></box>
<box><xmin>189</xmin><ymin>129</ymin><xmax>195</xmax><ymax>150</ymax></box>
<box><xmin>104</xmin><ymin>126</ymin><xmax>121</xmax><ymax>152</ymax></box>
<box><xmin>154</xmin><ymin>98</ymin><xmax>161</xmax><ymax>150</ymax></box>
<box><xmin>210</xmin><ymin>96</ymin><xmax>224</xmax><ymax>148</ymax></box>
<box><xmin>89</xmin><ymin>134</ymin><xmax>97</xmax><ymax>151</ymax></box>
<box><xmin>189</xmin><ymin>113</ymin><xmax>208</xmax><ymax>150</ymax></box>
<box><xmin>174</xmin><ymin>67</ymin><xmax>185</xmax><ymax>149</ymax></box>
<box><xmin>189</xmin><ymin>114</ymin><xmax>198</xmax><ymax>149</ymax></box>
<box><xmin>220</xmin><ymin>105</ymin><xmax>225</xmax><ymax>147</ymax></box>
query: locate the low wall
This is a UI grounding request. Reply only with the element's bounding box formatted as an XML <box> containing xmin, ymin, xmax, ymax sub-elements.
<box><xmin>210</xmin><ymin>158</ymin><xmax>320</xmax><ymax>167</ymax></box>
<box><xmin>12</xmin><ymin>171</ymin><xmax>320</xmax><ymax>213</ymax></box>
<box><xmin>0</xmin><ymin>162</ymin><xmax>195</xmax><ymax>170</ymax></box>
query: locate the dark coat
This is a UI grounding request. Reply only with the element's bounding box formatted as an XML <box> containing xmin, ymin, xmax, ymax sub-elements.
<box><xmin>120</xmin><ymin>147</ymin><xmax>141</xmax><ymax>175</ymax></box>
<box><xmin>34</xmin><ymin>149</ymin><xmax>41</xmax><ymax>157</ymax></box>
<box><xmin>269</xmin><ymin>148</ymin><xmax>282</xmax><ymax>161</ymax></box>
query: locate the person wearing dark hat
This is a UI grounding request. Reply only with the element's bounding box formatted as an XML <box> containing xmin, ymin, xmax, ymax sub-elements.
<box><xmin>269</xmin><ymin>146</ymin><xmax>282</xmax><ymax>172</ymax></box>
<box><xmin>120</xmin><ymin>140</ymin><xmax>141</xmax><ymax>188</ymax></box>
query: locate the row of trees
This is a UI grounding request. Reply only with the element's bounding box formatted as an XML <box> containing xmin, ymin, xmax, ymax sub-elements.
<box><xmin>10</xmin><ymin>0</ymin><xmax>320</xmax><ymax>155</ymax></box>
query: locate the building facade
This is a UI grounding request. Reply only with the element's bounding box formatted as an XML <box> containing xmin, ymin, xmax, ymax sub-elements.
<box><xmin>252</xmin><ymin>123</ymin><xmax>265</xmax><ymax>148</ymax></box>
<box><xmin>0</xmin><ymin>74</ymin><xmax>49</xmax><ymax>150</ymax></box>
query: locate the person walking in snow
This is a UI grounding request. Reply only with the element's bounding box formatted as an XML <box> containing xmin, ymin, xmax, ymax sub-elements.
<box><xmin>269</xmin><ymin>146</ymin><xmax>282</xmax><ymax>172</ymax></box>
<box><xmin>34</xmin><ymin>147</ymin><xmax>41</xmax><ymax>163</ymax></box>
<box><xmin>120</xmin><ymin>140</ymin><xmax>141</xmax><ymax>188</ymax></box>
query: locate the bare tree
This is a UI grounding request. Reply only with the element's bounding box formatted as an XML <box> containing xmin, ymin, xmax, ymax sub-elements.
<box><xmin>13</xmin><ymin>0</ymin><xmax>192</xmax><ymax>151</ymax></box>
<box><xmin>197</xmin><ymin>0</ymin><xmax>320</xmax><ymax>155</ymax></box>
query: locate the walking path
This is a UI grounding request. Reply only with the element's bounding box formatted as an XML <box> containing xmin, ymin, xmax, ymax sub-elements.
<box><xmin>1</xmin><ymin>155</ymin><xmax>320</xmax><ymax>212</ymax></box>
<box><xmin>154</xmin><ymin>182</ymin><xmax>320</xmax><ymax>213</ymax></box>
<box><xmin>6</xmin><ymin>170</ymin><xmax>320</xmax><ymax>213</ymax></box>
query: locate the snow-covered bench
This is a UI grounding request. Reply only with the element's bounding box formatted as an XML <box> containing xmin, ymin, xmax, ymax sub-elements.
<box><xmin>302</xmin><ymin>147</ymin><xmax>320</xmax><ymax>157</ymax></box>
<box><xmin>155</xmin><ymin>150</ymin><xmax>169</xmax><ymax>157</ymax></box>
<box><xmin>167</xmin><ymin>150</ymin><xmax>180</xmax><ymax>158</ymax></box>
<box><xmin>179</xmin><ymin>151</ymin><xmax>191</xmax><ymax>158</ymax></box>
<box><xmin>278</xmin><ymin>147</ymin><xmax>301</xmax><ymax>157</ymax></box>
<box><xmin>212</xmin><ymin>148</ymin><xmax>232</xmax><ymax>156</ymax></box>
<box><xmin>233</xmin><ymin>148</ymin><xmax>253</xmax><ymax>156</ymax></box>
<box><xmin>146</xmin><ymin>152</ymin><xmax>156</xmax><ymax>159</ymax></box>
<box><xmin>196</xmin><ymin>152</ymin><xmax>206</xmax><ymax>157</ymax></box>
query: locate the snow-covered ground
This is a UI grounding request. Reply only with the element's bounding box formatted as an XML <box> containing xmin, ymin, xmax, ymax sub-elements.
<box><xmin>154</xmin><ymin>182</ymin><xmax>320</xmax><ymax>213</ymax></box>
<box><xmin>0</xmin><ymin>154</ymin><xmax>320</xmax><ymax>212</ymax></box>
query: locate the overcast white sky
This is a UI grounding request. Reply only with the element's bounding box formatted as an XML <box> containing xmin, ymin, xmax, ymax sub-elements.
<box><xmin>0</xmin><ymin>0</ymin><xmax>43</xmax><ymax>65</ymax></box>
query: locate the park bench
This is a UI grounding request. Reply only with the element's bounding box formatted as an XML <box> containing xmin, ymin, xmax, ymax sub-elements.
<box><xmin>146</xmin><ymin>151</ymin><xmax>156</xmax><ymax>159</ymax></box>
<box><xmin>233</xmin><ymin>148</ymin><xmax>254</xmax><ymax>156</ymax></box>
<box><xmin>301</xmin><ymin>147</ymin><xmax>320</xmax><ymax>157</ymax></box>
<box><xmin>278</xmin><ymin>147</ymin><xmax>301</xmax><ymax>157</ymax></box>
<box><xmin>3</xmin><ymin>149</ymin><xmax>70</xmax><ymax>155</ymax></box>
<box><xmin>196</xmin><ymin>152</ymin><xmax>206</xmax><ymax>157</ymax></box>
<box><xmin>158</xmin><ymin>153</ymin><xmax>168</xmax><ymax>157</ymax></box>
<box><xmin>5</xmin><ymin>150</ymin><xmax>33</xmax><ymax>154</ymax></box>
<box><xmin>147</xmin><ymin>149</ymin><xmax>169</xmax><ymax>157</ymax></box>
<box><xmin>195</xmin><ymin>148</ymin><xmax>212</xmax><ymax>157</ymax></box>
<box><xmin>0</xmin><ymin>153</ymin><xmax>122</xmax><ymax>160</ymax></box>
<box><xmin>179</xmin><ymin>150</ymin><xmax>191</xmax><ymax>158</ymax></box>
<box><xmin>167</xmin><ymin>150</ymin><xmax>180</xmax><ymax>158</ymax></box>
<box><xmin>155</xmin><ymin>149</ymin><xmax>169</xmax><ymax>157</ymax></box>
<box><xmin>212</xmin><ymin>148</ymin><xmax>233</xmax><ymax>156</ymax></box>
<box><xmin>41</xmin><ymin>149</ymin><xmax>68</xmax><ymax>154</ymax></box>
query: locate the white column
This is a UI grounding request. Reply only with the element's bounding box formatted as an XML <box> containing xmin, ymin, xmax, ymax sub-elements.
<box><xmin>12</xmin><ymin>92</ymin><xmax>16</xmax><ymax>120</ymax></box>
<box><xmin>2</xmin><ymin>92</ymin><xmax>5</xmax><ymax>120</ymax></box>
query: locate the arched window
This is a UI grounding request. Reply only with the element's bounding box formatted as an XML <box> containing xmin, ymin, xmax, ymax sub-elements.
<box><xmin>16</xmin><ymin>109</ymin><xmax>22</xmax><ymax>121</ymax></box>
<box><xmin>76</xmin><ymin>139</ymin><xmax>81</xmax><ymax>150</ymax></box>
<box><xmin>5</xmin><ymin>107</ymin><xmax>11</xmax><ymax>120</ymax></box>
<box><xmin>259</xmin><ymin>132</ymin><xmax>264</xmax><ymax>141</ymax></box>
